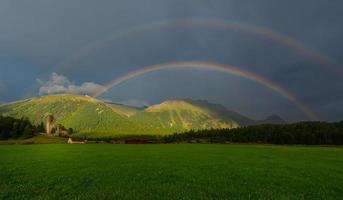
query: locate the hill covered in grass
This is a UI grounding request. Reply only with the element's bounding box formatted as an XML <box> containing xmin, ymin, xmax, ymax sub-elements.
<box><xmin>0</xmin><ymin>94</ymin><xmax>282</xmax><ymax>136</ymax></box>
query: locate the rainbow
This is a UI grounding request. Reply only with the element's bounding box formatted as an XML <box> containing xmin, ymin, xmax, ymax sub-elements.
<box><xmin>58</xmin><ymin>18</ymin><xmax>340</xmax><ymax>73</ymax></box>
<box><xmin>92</xmin><ymin>61</ymin><xmax>320</xmax><ymax>121</ymax></box>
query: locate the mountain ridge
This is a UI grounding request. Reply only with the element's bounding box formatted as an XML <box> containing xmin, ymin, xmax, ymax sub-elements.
<box><xmin>0</xmin><ymin>94</ymin><xmax>285</xmax><ymax>136</ymax></box>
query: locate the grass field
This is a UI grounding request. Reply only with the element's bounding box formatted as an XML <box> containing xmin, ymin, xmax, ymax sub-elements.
<box><xmin>0</xmin><ymin>144</ymin><xmax>342</xmax><ymax>199</ymax></box>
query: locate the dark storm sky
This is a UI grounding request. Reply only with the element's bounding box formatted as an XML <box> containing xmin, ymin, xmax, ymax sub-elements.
<box><xmin>0</xmin><ymin>0</ymin><xmax>342</xmax><ymax>121</ymax></box>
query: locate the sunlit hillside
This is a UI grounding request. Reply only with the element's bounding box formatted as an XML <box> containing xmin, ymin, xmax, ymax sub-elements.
<box><xmin>0</xmin><ymin>94</ymin><xmax>248</xmax><ymax>136</ymax></box>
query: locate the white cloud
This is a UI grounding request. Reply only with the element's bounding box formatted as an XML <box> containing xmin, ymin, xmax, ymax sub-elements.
<box><xmin>38</xmin><ymin>73</ymin><xmax>104</xmax><ymax>96</ymax></box>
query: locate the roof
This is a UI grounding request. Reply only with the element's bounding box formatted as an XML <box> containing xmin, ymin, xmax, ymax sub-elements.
<box><xmin>69</xmin><ymin>137</ymin><xmax>85</xmax><ymax>142</ymax></box>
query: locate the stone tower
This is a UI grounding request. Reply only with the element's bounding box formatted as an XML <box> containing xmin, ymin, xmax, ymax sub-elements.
<box><xmin>46</xmin><ymin>114</ymin><xmax>54</xmax><ymax>135</ymax></box>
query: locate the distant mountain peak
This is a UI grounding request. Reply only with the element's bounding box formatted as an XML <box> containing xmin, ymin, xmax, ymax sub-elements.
<box><xmin>256</xmin><ymin>114</ymin><xmax>286</xmax><ymax>125</ymax></box>
<box><xmin>145</xmin><ymin>99</ymin><xmax>203</xmax><ymax>113</ymax></box>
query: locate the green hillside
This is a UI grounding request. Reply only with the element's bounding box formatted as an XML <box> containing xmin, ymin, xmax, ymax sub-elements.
<box><xmin>0</xmin><ymin>94</ymin><xmax>252</xmax><ymax>136</ymax></box>
<box><xmin>144</xmin><ymin>99</ymin><xmax>239</xmax><ymax>130</ymax></box>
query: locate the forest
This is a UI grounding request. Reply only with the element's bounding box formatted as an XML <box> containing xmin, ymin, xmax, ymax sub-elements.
<box><xmin>163</xmin><ymin>121</ymin><xmax>343</xmax><ymax>145</ymax></box>
<box><xmin>0</xmin><ymin>116</ymin><xmax>44</xmax><ymax>139</ymax></box>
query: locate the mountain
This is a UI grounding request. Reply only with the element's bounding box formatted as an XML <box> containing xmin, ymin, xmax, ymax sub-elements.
<box><xmin>0</xmin><ymin>94</ymin><xmax>283</xmax><ymax>137</ymax></box>
<box><xmin>0</xmin><ymin>94</ymin><xmax>138</xmax><ymax>136</ymax></box>
<box><xmin>182</xmin><ymin>99</ymin><xmax>255</xmax><ymax>126</ymax></box>
<box><xmin>0</xmin><ymin>94</ymin><xmax>241</xmax><ymax>136</ymax></box>
<box><xmin>255</xmin><ymin>114</ymin><xmax>286</xmax><ymax>125</ymax></box>
<box><xmin>143</xmin><ymin>99</ymin><xmax>239</xmax><ymax>131</ymax></box>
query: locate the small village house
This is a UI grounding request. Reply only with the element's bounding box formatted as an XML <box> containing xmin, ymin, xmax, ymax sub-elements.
<box><xmin>68</xmin><ymin>137</ymin><xmax>86</xmax><ymax>144</ymax></box>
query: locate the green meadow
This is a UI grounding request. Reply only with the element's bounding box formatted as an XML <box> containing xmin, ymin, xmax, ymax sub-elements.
<box><xmin>0</xmin><ymin>144</ymin><xmax>342</xmax><ymax>199</ymax></box>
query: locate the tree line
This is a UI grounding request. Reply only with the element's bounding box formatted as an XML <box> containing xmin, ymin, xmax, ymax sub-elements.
<box><xmin>2</xmin><ymin>115</ymin><xmax>343</xmax><ymax>145</ymax></box>
<box><xmin>163</xmin><ymin>121</ymin><xmax>343</xmax><ymax>145</ymax></box>
<box><xmin>0</xmin><ymin>115</ymin><xmax>45</xmax><ymax>139</ymax></box>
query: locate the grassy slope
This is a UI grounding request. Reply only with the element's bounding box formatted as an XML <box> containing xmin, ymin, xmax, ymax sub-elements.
<box><xmin>0</xmin><ymin>144</ymin><xmax>342</xmax><ymax>199</ymax></box>
<box><xmin>0</xmin><ymin>94</ymin><xmax>241</xmax><ymax>136</ymax></box>
<box><xmin>145</xmin><ymin>100</ymin><xmax>239</xmax><ymax>130</ymax></box>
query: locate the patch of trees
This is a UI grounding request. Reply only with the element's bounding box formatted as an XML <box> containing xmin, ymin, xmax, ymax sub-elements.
<box><xmin>81</xmin><ymin>135</ymin><xmax>159</xmax><ymax>144</ymax></box>
<box><xmin>163</xmin><ymin>121</ymin><xmax>343</xmax><ymax>145</ymax></box>
<box><xmin>0</xmin><ymin>116</ymin><xmax>44</xmax><ymax>140</ymax></box>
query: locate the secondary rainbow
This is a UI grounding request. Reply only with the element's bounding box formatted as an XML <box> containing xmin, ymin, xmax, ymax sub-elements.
<box><xmin>92</xmin><ymin>61</ymin><xmax>320</xmax><ymax>121</ymax></box>
<box><xmin>58</xmin><ymin>18</ymin><xmax>339</xmax><ymax>73</ymax></box>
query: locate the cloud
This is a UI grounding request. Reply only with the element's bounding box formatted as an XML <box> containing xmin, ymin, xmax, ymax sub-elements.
<box><xmin>38</xmin><ymin>73</ymin><xmax>104</xmax><ymax>96</ymax></box>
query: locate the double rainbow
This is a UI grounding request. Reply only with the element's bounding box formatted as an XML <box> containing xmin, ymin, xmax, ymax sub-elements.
<box><xmin>92</xmin><ymin>61</ymin><xmax>320</xmax><ymax>121</ymax></box>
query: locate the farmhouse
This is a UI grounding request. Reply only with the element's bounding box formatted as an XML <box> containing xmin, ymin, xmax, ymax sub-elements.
<box><xmin>67</xmin><ymin>137</ymin><xmax>86</xmax><ymax>144</ymax></box>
